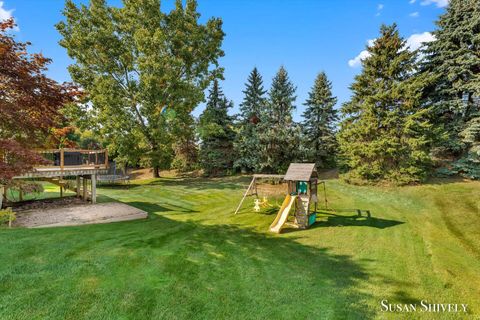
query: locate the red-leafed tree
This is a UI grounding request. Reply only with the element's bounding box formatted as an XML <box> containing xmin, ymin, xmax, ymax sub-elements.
<box><xmin>0</xmin><ymin>19</ymin><xmax>78</xmax><ymax>183</ymax></box>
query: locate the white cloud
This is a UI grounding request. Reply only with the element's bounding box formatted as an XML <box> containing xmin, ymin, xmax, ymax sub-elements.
<box><xmin>409</xmin><ymin>0</ymin><xmax>416</xmax><ymax>4</ymax></box>
<box><xmin>0</xmin><ymin>1</ymin><xmax>13</xmax><ymax>21</ymax></box>
<box><xmin>420</xmin><ymin>0</ymin><xmax>449</xmax><ymax>8</ymax></box>
<box><xmin>409</xmin><ymin>11</ymin><xmax>420</xmax><ymax>17</ymax></box>
<box><xmin>348</xmin><ymin>32</ymin><xmax>435</xmax><ymax>68</ymax></box>
<box><xmin>375</xmin><ymin>3</ymin><xmax>384</xmax><ymax>16</ymax></box>
<box><xmin>405</xmin><ymin>32</ymin><xmax>435</xmax><ymax>50</ymax></box>
<box><xmin>348</xmin><ymin>39</ymin><xmax>375</xmax><ymax>67</ymax></box>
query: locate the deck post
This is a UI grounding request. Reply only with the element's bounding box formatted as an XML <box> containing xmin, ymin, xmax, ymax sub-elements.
<box><xmin>76</xmin><ymin>176</ymin><xmax>81</xmax><ymax>198</ymax></box>
<box><xmin>82</xmin><ymin>176</ymin><xmax>87</xmax><ymax>201</ymax></box>
<box><xmin>0</xmin><ymin>185</ymin><xmax>4</xmax><ymax>208</ymax></box>
<box><xmin>91</xmin><ymin>174</ymin><xmax>97</xmax><ymax>204</ymax></box>
<box><xmin>60</xmin><ymin>185</ymin><xmax>63</xmax><ymax>198</ymax></box>
<box><xmin>60</xmin><ymin>149</ymin><xmax>64</xmax><ymax>173</ymax></box>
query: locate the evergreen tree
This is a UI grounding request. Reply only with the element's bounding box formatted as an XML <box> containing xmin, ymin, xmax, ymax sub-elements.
<box><xmin>172</xmin><ymin>114</ymin><xmax>198</xmax><ymax>172</ymax></box>
<box><xmin>259</xmin><ymin>66</ymin><xmax>300</xmax><ymax>173</ymax></box>
<box><xmin>338</xmin><ymin>24</ymin><xmax>434</xmax><ymax>185</ymax></box>
<box><xmin>234</xmin><ymin>67</ymin><xmax>267</xmax><ymax>172</ymax></box>
<box><xmin>198</xmin><ymin>80</ymin><xmax>235</xmax><ymax>175</ymax></box>
<box><xmin>422</xmin><ymin>0</ymin><xmax>480</xmax><ymax>179</ymax></box>
<box><xmin>302</xmin><ymin>72</ymin><xmax>338</xmax><ymax>168</ymax></box>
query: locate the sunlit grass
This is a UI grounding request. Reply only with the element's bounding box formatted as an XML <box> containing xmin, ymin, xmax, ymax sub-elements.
<box><xmin>0</xmin><ymin>176</ymin><xmax>478</xmax><ymax>319</ymax></box>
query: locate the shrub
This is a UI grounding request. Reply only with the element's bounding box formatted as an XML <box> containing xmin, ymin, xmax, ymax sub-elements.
<box><xmin>0</xmin><ymin>207</ymin><xmax>15</xmax><ymax>227</ymax></box>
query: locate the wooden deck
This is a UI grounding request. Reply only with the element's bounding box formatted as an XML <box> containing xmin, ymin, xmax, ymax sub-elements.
<box><xmin>15</xmin><ymin>166</ymin><xmax>108</xmax><ymax>179</ymax></box>
<box><xmin>13</xmin><ymin>148</ymin><xmax>108</xmax><ymax>179</ymax></box>
<box><xmin>9</xmin><ymin>149</ymin><xmax>109</xmax><ymax>204</ymax></box>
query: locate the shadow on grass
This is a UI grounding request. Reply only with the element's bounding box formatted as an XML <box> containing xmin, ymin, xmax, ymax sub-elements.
<box><xmin>116</xmin><ymin>215</ymin><xmax>375</xmax><ymax>318</ymax></box>
<box><xmin>126</xmin><ymin>201</ymin><xmax>199</xmax><ymax>214</ymax></box>
<box><xmin>0</xmin><ymin>212</ymin><xmax>377</xmax><ymax>318</ymax></box>
<box><xmin>312</xmin><ymin>210</ymin><xmax>404</xmax><ymax>229</ymax></box>
<box><xmin>423</xmin><ymin>175</ymin><xmax>472</xmax><ymax>185</ymax></box>
<box><xmin>145</xmin><ymin>176</ymin><xmax>248</xmax><ymax>191</ymax></box>
<box><xmin>99</xmin><ymin>176</ymin><xmax>249</xmax><ymax>192</ymax></box>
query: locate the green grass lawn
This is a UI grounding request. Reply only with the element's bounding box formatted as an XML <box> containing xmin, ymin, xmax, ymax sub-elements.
<box><xmin>0</xmin><ymin>176</ymin><xmax>479</xmax><ymax>319</ymax></box>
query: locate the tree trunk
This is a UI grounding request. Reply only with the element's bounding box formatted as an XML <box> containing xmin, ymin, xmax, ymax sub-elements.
<box><xmin>153</xmin><ymin>166</ymin><xmax>160</xmax><ymax>178</ymax></box>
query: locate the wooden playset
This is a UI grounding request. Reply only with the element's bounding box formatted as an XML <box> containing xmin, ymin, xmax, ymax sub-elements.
<box><xmin>234</xmin><ymin>163</ymin><xmax>327</xmax><ymax>233</ymax></box>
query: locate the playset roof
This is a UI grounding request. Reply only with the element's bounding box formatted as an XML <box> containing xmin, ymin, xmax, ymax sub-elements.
<box><xmin>283</xmin><ymin>163</ymin><xmax>317</xmax><ymax>181</ymax></box>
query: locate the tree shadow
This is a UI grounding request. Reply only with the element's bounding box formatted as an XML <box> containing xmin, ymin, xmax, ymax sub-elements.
<box><xmin>125</xmin><ymin>201</ymin><xmax>199</xmax><ymax>214</ymax></box>
<box><xmin>312</xmin><ymin>210</ymin><xmax>404</xmax><ymax>229</ymax></box>
<box><xmin>112</xmin><ymin>215</ymin><xmax>376</xmax><ymax>318</ymax></box>
<box><xmin>423</xmin><ymin>176</ymin><xmax>473</xmax><ymax>185</ymax></box>
<box><xmin>98</xmin><ymin>176</ymin><xmax>249</xmax><ymax>192</ymax></box>
<box><xmin>143</xmin><ymin>176</ymin><xmax>248</xmax><ymax>191</ymax></box>
<box><xmin>0</xmin><ymin>211</ymin><xmax>378</xmax><ymax>318</ymax></box>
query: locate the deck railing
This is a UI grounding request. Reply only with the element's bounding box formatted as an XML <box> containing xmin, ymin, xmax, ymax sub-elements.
<box><xmin>35</xmin><ymin>149</ymin><xmax>108</xmax><ymax>171</ymax></box>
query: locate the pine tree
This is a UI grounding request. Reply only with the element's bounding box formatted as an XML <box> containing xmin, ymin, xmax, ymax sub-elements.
<box><xmin>259</xmin><ymin>66</ymin><xmax>301</xmax><ymax>173</ymax></box>
<box><xmin>198</xmin><ymin>80</ymin><xmax>235</xmax><ymax>175</ymax></box>
<box><xmin>422</xmin><ymin>0</ymin><xmax>480</xmax><ymax>179</ymax></box>
<box><xmin>302</xmin><ymin>72</ymin><xmax>338</xmax><ymax>168</ymax></box>
<box><xmin>338</xmin><ymin>24</ymin><xmax>434</xmax><ymax>185</ymax></box>
<box><xmin>234</xmin><ymin>67</ymin><xmax>267</xmax><ymax>172</ymax></box>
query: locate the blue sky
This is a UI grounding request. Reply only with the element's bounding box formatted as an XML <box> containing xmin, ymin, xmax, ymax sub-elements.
<box><xmin>2</xmin><ymin>0</ymin><xmax>448</xmax><ymax>120</ymax></box>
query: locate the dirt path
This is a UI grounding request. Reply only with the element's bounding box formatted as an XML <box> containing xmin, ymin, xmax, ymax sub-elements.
<box><xmin>14</xmin><ymin>202</ymin><xmax>148</xmax><ymax>228</ymax></box>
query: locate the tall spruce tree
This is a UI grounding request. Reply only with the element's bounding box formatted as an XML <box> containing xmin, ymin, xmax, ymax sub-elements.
<box><xmin>259</xmin><ymin>66</ymin><xmax>301</xmax><ymax>173</ymax></box>
<box><xmin>198</xmin><ymin>80</ymin><xmax>235</xmax><ymax>175</ymax></box>
<box><xmin>302</xmin><ymin>72</ymin><xmax>338</xmax><ymax>168</ymax></box>
<box><xmin>422</xmin><ymin>0</ymin><xmax>480</xmax><ymax>179</ymax></box>
<box><xmin>234</xmin><ymin>67</ymin><xmax>267</xmax><ymax>172</ymax></box>
<box><xmin>338</xmin><ymin>24</ymin><xmax>434</xmax><ymax>184</ymax></box>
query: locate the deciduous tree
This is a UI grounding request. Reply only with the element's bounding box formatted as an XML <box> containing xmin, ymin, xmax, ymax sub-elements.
<box><xmin>57</xmin><ymin>0</ymin><xmax>224</xmax><ymax>177</ymax></box>
<box><xmin>0</xmin><ymin>19</ymin><xmax>76</xmax><ymax>183</ymax></box>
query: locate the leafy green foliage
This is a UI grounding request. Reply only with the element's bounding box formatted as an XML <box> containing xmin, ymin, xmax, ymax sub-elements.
<box><xmin>234</xmin><ymin>68</ymin><xmax>267</xmax><ymax>172</ymax></box>
<box><xmin>0</xmin><ymin>207</ymin><xmax>15</xmax><ymax>226</ymax></box>
<box><xmin>338</xmin><ymin>24</ymin><xmax>434</xmax><ymax>185</ymax></box>
<box><xmin>56</xmin><ymin>0</ymin><xmax>224</xmax><ymax>177</ymax></box>
<box><xmin>258</xmin><ymin>66</ymin><xmax>301</xmax><ymax>173</ymax></box>
<box><xmin>198</xmin><ymin>80</ymin><xmax>235</xmax><ymax>175</ymax></box>
<box><xmin>302</xmin><ymin>72</ymin><xmax>338</xmax><ymax>168</ymax></box>
<box><xmin>422</xmin><ymin>0</ymin><xmax>480</xmax><ymax>179</ymax></box>
<box><xmin>172</xmin><ymin>114</ymin><xmax>199</xmax><ymax>172</ymax></box>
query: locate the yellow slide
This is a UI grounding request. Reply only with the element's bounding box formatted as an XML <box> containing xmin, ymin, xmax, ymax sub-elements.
<box><xmin>269</xmin><ymin>195</ymin><xmax>297</xmax><ymax>233</ymax></box>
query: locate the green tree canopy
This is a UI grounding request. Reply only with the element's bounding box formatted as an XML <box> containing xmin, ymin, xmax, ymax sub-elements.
<box><xmin>259</xmin><ymin>66</ymin><xmax>301</xmax><ymax>173</ymax></box>
<box><xmin>422</xmin><ymin>0</ymin><xmax>480</xmax><ymax>179</ymax></box>
<box><xmin>198</xmin><ymin>80</ymin><xmax>235</xmax><ymax>176</ymax></box>
<box><xmin>338</xmin><ymin>24</ymin><xmax>434</xmax><ymax>185</ymax></box>
<box><xmin>234</xmin><ymin>67</ymin><xmax>267</xmax><ymax>172</ymax></box>
<box><xmin>56</xmin><ymin>0</ymin><xmax>224</xmax><ymax>177</ymax></box>
<box><xmin>302</xmin><ymin>72</ymin><xmax>338</xmax><ymax>168</ymax></box>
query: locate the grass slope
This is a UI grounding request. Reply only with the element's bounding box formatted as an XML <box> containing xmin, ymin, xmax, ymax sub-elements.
<box><xmin>0</xmin><ymin>177</ymin><xmax>479</xmax><ymax>319</ymax></box>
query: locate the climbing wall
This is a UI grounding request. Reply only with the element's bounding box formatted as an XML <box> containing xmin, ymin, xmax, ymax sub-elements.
<box><xmin>295</xmin><ymin>194</ymin><xmax>310</xmax><ymax>229</ymax></box>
